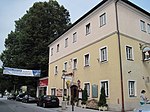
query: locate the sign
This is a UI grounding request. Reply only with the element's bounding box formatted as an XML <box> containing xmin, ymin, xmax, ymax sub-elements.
<box><xmin>57</xmin><ymin>88</ymin><xmax>62</xmax><ymax>97</ymax></box>
<box><xmin>39</xmin><ymin>78</ymin><xmax>48</xmax><ymax>86</ymax></box>
<box><xmin>3</xmin><ymin>67</ymin><xmax>41</xmax><ymax>77</ymax></box>
<box><xmin>92</xmin><ymin>84</ymin><xmax>98</xmax><ymax>98</ymax></box>
<box><xmin>78</xmin><ymin>91</ymin><xmax>82</xmax><ymax>99</ymax></box>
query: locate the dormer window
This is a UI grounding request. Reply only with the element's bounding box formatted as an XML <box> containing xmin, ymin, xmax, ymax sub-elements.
<box><xmin>57</xmin><ymin>44</ymin><xmax>59</xmax><ymax>52</ymax></box>
<box><xmin>143</xmin><ymin>47</ymin><xmax>150</xmax><ymax>61</ymax></box>
<box><xmin>86</xmin><ymin>23</ymin><xmax>91</xmax><ymax>35</ymax></box>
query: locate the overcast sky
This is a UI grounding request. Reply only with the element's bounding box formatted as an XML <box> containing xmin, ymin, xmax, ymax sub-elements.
<box><xmin>0</xmin><ymin>0</ymin><xmax>150</xmax><ymax>67</ymax></box>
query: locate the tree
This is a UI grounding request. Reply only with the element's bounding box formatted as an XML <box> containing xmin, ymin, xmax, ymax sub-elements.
<box><xmin>0</xmin><ymin>68</ymin><xmax>13</xmax><ymax>94</ymax></box>
<box><xmin>98</xmin><ymin>86</ymin><xmax>108</xmax><ymax>107</ymax></box>
<box><xmin>0</xmin><ymin>0</ymin><xmax>71</xmax><ymax>77</ymax></box>
<box><xmin>0</xmin><ymin>0</ymin><xmax>71</xmax><ymax>93</ymax></box>
<box><xmin>82</xmin><ymin>86</ymin><xmax>88</xmax><ymax>104</ymax></box>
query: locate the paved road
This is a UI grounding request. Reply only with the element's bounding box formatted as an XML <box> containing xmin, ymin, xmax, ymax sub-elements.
<box><xmin>0</xmin><ymin>97</ymin><xmax>133</xmax><ymax>112</ymax></box>
<box><xmin>0</xmin><ymin>97</ymin><xmax>61</xmax><ymax>112</ymax></box>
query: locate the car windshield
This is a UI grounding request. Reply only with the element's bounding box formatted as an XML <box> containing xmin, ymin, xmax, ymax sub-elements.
<box><xmin>44</xmin><ymin>95</ymin><xmax>57</xmax><ymax>100</ymax></box>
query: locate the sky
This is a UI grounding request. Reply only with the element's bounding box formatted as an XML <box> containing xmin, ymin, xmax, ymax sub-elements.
<box><xmin>0</xmin><ymin>0</ymin><xmax>150</xmax><ymax>67</ymax></box>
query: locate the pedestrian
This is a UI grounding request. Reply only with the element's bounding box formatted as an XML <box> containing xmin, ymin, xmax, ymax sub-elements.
<box><xmin>140</xmin><ymin>90</ymin><xmax>148</xmax><ymax>105</ymax></box>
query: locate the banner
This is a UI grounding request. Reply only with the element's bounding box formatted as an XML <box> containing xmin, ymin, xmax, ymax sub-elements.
<box><xmin>3</xmin><ymin>67</ymin><xmax>41</xmax><ymax>77</ymax></box>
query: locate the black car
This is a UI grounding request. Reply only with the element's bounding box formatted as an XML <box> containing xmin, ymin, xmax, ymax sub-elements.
<box><xmin>22</xmin><ymin>94</ymin><xmax>37</xmax><ymax>103</ymax></box>
<box><xmin>16</xmin><ymin>93</ymin><xmax>26</xmax><ymax>101</ymax></box>
<box><xmin>37</xmin><ymin>95</ymin><xmax>59</xmax><ymax>108</ymax></box>
<box><xmin>7</xmin><ymin>94</ymin><xmax>16</xmax><ymax>100</ymax></box>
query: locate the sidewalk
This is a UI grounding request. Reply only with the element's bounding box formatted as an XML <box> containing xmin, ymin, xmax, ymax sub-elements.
<box><xmin>56</xmin><ymin>105</ymin><xmax>110</xmax><ymax>112</ymax></box>
<box><xmin>55</xmin><ymin>105</ymin><xmax>133</xmax><ymax>112</ymax></box>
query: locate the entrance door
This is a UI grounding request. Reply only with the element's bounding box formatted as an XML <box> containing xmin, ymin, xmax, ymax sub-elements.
<box><xmin>70</xmin><ymin>85</ymin><xmax>78</xmax><ymax>103</ymax></box>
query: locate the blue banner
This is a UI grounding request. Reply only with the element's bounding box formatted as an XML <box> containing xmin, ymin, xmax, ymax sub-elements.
<box><xmin>3</xmin><ymin>67</ymin><xmax>41</xmax><ymax>77</ymax></box>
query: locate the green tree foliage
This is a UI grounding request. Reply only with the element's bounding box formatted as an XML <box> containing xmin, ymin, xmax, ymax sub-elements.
<box><xmin>0</xmin><ymin>68</ymin><xmax>13</xmax><ymax>94</ymax></box>
<box><xmin>0</xmin><ymin>0</ymin><xmax>71</xmax><ymax>93</ymax></box>
<box><xmin>0</xmin><ymin>0</ymin><xmax>71</xmax><ymax>77</ymax></box>
<box><xmin>82</xmin><ymin>86</ymin><xmax>88</xmax><ymax>104</ymax></box>
<box><xmin>98</xmin><ymin>86</ymin><xmax>108</xmax><ymax>107</ymax></box>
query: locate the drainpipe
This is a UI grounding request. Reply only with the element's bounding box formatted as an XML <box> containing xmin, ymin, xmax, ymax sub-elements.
<box><xmin>115</xmin><ymin>0</ymin><xmax>125</xmax><ymax>112</ymax></box>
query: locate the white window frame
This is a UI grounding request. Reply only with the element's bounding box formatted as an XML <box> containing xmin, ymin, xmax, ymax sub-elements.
<box><xmin>140</xmin><ymin>20</ymin><xmax>146</xmax><ymax>32</ymax></box>
<box><xmin>64</xmin><ymin>61</ymin><xmax>68</xmax><ymax>72</ymax></box>
<box><xmin>84</xmin><ymin>53</ymin><xmax>90</xmax><ymax>66</ymax></box>
<box><xmin>65</xmin><ymin>38</ymin><xmax>68</xmax><ymax>48</ymax></box>
<box><xmin>126</xmin><ymin>45</ymin><xmax>134</xmax><ymax>60</ymax></box>
<box><xmin>51</xmin><ymin>48</ymin><xmax>53</xmax><ymax>56</ymax></box>
<box><xmin>54</xmin><ymin>65</ymin><xmax>58</xmax><ymax>75</ymax></box>
<box><xmin>51</xmin><ymin>87</ymin><xmax>56</xmax><ymax>96</ymax></box>
<box><xmin>73</xmin><ymin>32</ymin><xmax>77</xmax><ymax>43</ymax></box>
<box><xmin>72</xmin><ymin>58</ymin><xmax>78</xmax><ymax>70</ymax></box>
<box><xmin>84</xmin><ymin>82</ymin><xmax>90</xmax><ymax>97</ymax></box>
<box><xmin>128</xmin><ymin>80</ymin><xmax>137</xmax><ymax>97</ymax></box>
<box><xmin>100</xmin><ymin>46</ymin><xmax>108</xmax><ymax>62</ymax></box>
<box><xmin>86</xmin><ymin>23</ymin><xmax>91</xmax><ymax>35</ymax></box>
<box><xmin>100</xmin><ymin>80</ymin><xmax>109</xmax><ymax>97</ymax></box>
<box><xmin>147</xmin><ymin>24</ymin><xmax>150</xmax><ymax>34</ymax></box>
<box><xmin>100</xmin><ymin>13</ymin><xmax>106</xmax><ymax>27</ymax></box>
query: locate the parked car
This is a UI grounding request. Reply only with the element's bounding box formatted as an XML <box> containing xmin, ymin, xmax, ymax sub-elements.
<box><xmin>16</xmin><ymin>93</ymin><xmax>26</xmax><ymax>101</ymax></box>
<box><xmin>0</xmin><ymin>93</ymin><xmax>3</xmax><ymax>98</ymax></box>
<box><xmin>133</xmin><ymin>104</ymin><xmax>150</xmax><ymax>112</ymax></box>
<box><xmin>36</xmin><ymin>95</ymin><xmax>59</xmax><ymax>108</ymax></box>
<box><xmin>7</xmin><ymin>94</ymin><xmax>16</xmax><ymax>100</ymax></box>
<box><xmin>22</xmin><ymin>94</ymin><xmax>37</xmax><ymax>103</ymax></box>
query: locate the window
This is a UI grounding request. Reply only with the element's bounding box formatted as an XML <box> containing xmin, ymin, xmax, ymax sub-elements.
<box><xmin>86</xmin><ymin>23</ymin><xmax>90</xmax><ymax>35</ymax></box>
<box><xmin>126</xmin><ymin>46</ymin><xmax>133</xmax><ymax>60</ymax></box>
<box><xmin>100</xmin><ymin>47</ymin><xmax>108</xmax><ymax>62</ymax></box>
<box><xmin>54</xmin><ymin>66</ymin><xmax>58</xmax><ymax>75</ymax></box>
<box><xmin>143</xmin><ymin>51</ymin><xmax>150</xmax><ymax>61</ymax></box>
<box><xmin>84</xmin><ymin>83</ymin><xmax>90</xmax><ymax>97</ymax></box>
<box><xmin>100</xmin><ymin>81</ymin><xmax>109</xmax><ymax>97</ymax></box>
<box><xmin>84</xmin><ymin>54</ymin><xmax>90</xmax><ymax>66</ymax></box>
<box><xmin>128</xmin><ymin>81</ymin><xmax>136</xmax><ymax>97</ymax></box>
<box><xmin>148</xmin><ymin>24</ymin><xmax>150</xmax><ymax>34</ymax></box>
<box><xmin>51</xmin><ymin>48</ymin><xmax>53</xmax><ymax>56</ymax></box>
<box><xmin>142</xmin><ymin>47</ymin><xmax>150</xmax><ymax>61</ymax></box>
<box><xmin>51</xmin><ymin>88</ymin><xmax>56</xmax><ymax>96</ymax></box>
<box><xmin>65</xmin><ymin>38</ymin><xmax>68</xmax><ymax>48</ymax></box>
<box><xmin>100</xmin><ymin>13</ymin><xmax>106</xmax><ymax>27</ymax></box>
<box><xmin>73</xmin><ymin>58</ymin><xmax>77</xmax><ymax>69</ymax></box>
<box><xmin>57</xmin><ymin>44</ymin><xmax>59</xmax><ymax>52</ymax></box>
<box><xmin>64</xmin><ymin>62</ymin><xmax>67</xmax><ymax>71</ymax></box>
<box><xmin>73</xmin><ymin>32</ymin><xmax>77</xmax><ymax>43</ymax></box>
<box><xmin>140</xmin><ymin>20</ymin><xmax>146</xmax><ymax>32</ymax></box>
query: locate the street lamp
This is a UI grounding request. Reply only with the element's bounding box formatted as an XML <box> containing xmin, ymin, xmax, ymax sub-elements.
<box><xmin>62</xmin><ymin>70</ymin><xmax>66</xmax><ymax>101</ymax></box>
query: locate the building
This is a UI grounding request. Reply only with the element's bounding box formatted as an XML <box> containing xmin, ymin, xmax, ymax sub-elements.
<box><xmin>37</xmin><ymin>77</ymin><xmax>48</xmax><ymax>97</ymax></box>
<box><xmin>48</xmin><ymin>0</ymin><xmax>150</xmax><ymax>111</ymax></box>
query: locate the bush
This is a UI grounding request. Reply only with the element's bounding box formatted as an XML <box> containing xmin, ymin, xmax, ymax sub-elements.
<box><xmin>98</xmin><ymin>86</ymin><xmax>108</xmax><ymax>107</ymax></box>
<box><xmin>82</xmin><ymin>86</ymin><xmax>88</xmax><ymax>104</ymax></box>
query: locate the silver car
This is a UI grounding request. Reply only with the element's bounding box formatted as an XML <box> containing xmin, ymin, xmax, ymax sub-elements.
<box><xmin>133</xmin><ymin>104</ymin><xmax>150</xmax><ymax>112</ymax></box>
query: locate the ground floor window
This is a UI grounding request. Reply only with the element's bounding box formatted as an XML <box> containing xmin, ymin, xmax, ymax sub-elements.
<box><xmin>51</xmin><ymin>88</ymin><xmax>56</xmax><ymax>96</ymax></box>
<box><xmin>100</xmin><ymin>80</ymin><xmax>109</xmax><ymax>97</ymax></box>
<box><xmin>84</xmin><ymin>82</ymin><xmax>90</xmax><ymax>97</ymax></box>
<box><xmin>128</xmin><ymin>80</ymin><xmax>136</xmax><ymax>97</ymax></box>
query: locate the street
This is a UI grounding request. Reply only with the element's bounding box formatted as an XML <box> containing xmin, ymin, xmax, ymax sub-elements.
<box><xmin>0</xmin><ymin>96</ymin><xmax>61</xmax><ymax>112</ymax></box>
<box><xmin>0</xmin><ymin>96</ymin><xmax>110</xmax><ymax>112</ymax></box>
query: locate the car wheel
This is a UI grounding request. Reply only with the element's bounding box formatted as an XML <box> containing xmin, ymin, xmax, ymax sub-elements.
<box><xmin>43</xmin><ymin>102</ymin><xmax>47</xmax><ymax>108</ymax></box>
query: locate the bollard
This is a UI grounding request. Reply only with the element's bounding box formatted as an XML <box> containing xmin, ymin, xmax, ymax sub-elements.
<box><xmin>72</xmin><ymin>101</ymin><xmax>74</xmax><ymax>111</ymax></box>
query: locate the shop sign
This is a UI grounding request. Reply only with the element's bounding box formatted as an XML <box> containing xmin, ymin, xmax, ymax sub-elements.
<box><xmin>57</xmin><ymin>88</ymin><xmax>62</xmax><ymax>97</ymax></box>
<box><xmin>39</xmin><ymin>78</ymin><xmax>48</xmax><ymax>86</ymax></box>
